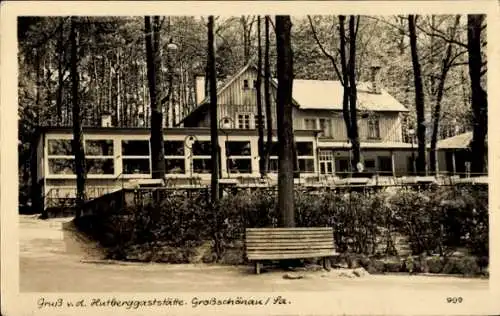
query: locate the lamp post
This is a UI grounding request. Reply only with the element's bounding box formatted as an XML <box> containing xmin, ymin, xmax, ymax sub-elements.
<box><xmin>165</xmin><ymin>38</ymin><xmax>178</xmax><ymax>127</ymax></box>
<box><xmin>219</xmin><ymin>117</ymin><xmax>234</xmax><ymax>178</ymax></box>
<box><xmin>184</xmin><ymin>135</ymin><xmax>197</xmax><ymax>186</ymax></box>
<box><xmin>408</xmin><ymin>128</ymin><xmax>416</xmax><ymax>175</ymax></box>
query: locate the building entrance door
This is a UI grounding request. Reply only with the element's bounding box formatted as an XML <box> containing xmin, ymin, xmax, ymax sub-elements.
<box><xmin>319</xmin><ymin>150</ymin><xmax>335</xmax><ymax>174</ymax></box>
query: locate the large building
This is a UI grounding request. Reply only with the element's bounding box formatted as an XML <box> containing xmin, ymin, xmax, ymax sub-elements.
<box><xmin>32</xmin><ymin>63</ymin><xmax>479</xmax><ymax>210</ymax></box>
<box><xmin>182</xmin><ymin>63</ymin><xmax>417</xmax><ymax>176</ymax></box>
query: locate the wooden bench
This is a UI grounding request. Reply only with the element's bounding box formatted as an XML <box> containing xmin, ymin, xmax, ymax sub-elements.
<box><xmin>245</xmin><ymin>227</ymin><xmax>336</xmax><ymax>274</ymax></box>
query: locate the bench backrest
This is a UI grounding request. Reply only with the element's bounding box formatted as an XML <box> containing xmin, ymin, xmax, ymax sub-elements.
<box><xmin>245</xmin><ymin>227</ymin><xmax>336</xmax><ymax>260</ymax></box>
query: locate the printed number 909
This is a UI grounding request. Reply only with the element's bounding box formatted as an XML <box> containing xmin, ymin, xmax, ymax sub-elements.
<box><xmin>447</xmin><ymin>297</ymin><xmax>463</xmax><ymax>304</ymax></box>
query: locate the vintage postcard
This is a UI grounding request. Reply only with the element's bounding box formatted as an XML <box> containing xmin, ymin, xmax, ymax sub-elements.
<box><xmin>1</xmin><ymin>1</ymin><xmax>499</xmax><ymax>315</ymax></box>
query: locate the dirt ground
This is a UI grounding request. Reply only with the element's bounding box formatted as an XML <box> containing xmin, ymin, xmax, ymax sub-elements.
<box><xmin>19</xmin><ymin>215</ymin><xmax>489</xmax><ymax>293</ymax></box>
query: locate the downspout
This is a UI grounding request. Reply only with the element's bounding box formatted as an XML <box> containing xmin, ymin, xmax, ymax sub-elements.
<box><xmin>315</xmin><ymin>130</ymin><xmax>320</xmax><ymax>179</ymax></box>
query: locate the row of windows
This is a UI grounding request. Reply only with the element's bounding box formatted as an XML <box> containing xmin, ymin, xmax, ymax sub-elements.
<box><xmin>236</xmin><ymin>113</ymin><xmax>267</xmax><ymax>130</ymax></box>
<box><xmin>46</xmin><ymin>139</ymin><xmax>315</xmax><ymax>175</ymax></box>
<box><xmin>243</xmin><ymin>79</ymin><xmax>258</xmax><ymax>90</ymax></box>
<box><xmin>46</xmin><ymin>157</ymin><xmax>316</xmax><ymax>175</ymax></box>
<box><xmin>317</xmin><ymin>151</ymin><xmax>393</xmax><ymax>175</ymax></box>
<box><xmin>304</xmin><ymin>117</ymin><xmax>381</xmax><ymax>139</ymax></box>
<box><xmin>47</xmin><ymin>139</ymin><xmax>314</xmax><ymax>158</ymax></box>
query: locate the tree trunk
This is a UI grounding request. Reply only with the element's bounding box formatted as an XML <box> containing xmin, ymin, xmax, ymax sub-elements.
<box><xmin>348</xmin><ymin>16</ymin><xmax>361</xmax><ymax>173</ymax></box>
<box><xmin>467</xmin><ymin>14</ymin><xmax>487</xmax><ymax>174</ymax></box>
<box><xmin>31</xmin><ymin>139</ymin><xmax>43</xmax><ymax>217</ymax></box>
<box><xmin>33</xmin><ymin>48</ymin><xmax>43</xmax><ymax>217</ymax></box>
<box><xmin>35</xmin><ymin>49</ymin><xmax>42</xmax><ymax>125</ymax></box>
<box><xmin>70</xmin><ymin>17</ymin><xmax>86</xmax><ymax>215</ymax></box>
<box><xmin>256</xmin><ymin>16</ymin><xmax>265</xmax><ymax>177</ymax></box>
<box><xmin>264</xmin><ymin>16</ymin><xmax>273</xmax><ymax>174</ymax></box>
<box><xmin>339</xmin><ymin>16</ymin><xmax>352</xmax><ymax>173</ymax></box>
<box><xmin>56</xmin><ymin>19</ymin><xmax>64</xmax><ymax>125</ymax></box>
<box><xmin>275</xmin><ymin>15</ymin><xmax>295</xmax><ymax>228</ymax></box>
<box><xmin>409</xmin><ymin>15</ymin><xmax>427</xmax><ymax>175</ymax></box>
<box><xmin>93</xmin><ymin>58</ymin><xmax>101</xmax><ymax>123</ymax></box>
<box><xmin>429</xmin><ymin>16</ymin><xmax>460</xmax><ymax>174</ymax></box>
<box><xmin>108</xmin><ymin>60</ymin><xmax>113</xmax><ymax>115</ymax></box>
<box><xmin>208</xmin><ymin>16</ymin><xmax>220</xmax><ymax>203</ymax></box>
<box><xmin>145</xmin><ymin>16</ymin><xmax>166</xmax><ymax>179</ymax></box>
<box><xmin>117</xmin><ymin>50</ymin><xmax>122</xmax><ymax>127</ymax></box>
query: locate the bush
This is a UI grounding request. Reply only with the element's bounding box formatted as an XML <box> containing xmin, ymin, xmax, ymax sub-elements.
<box><xmin>366</xmin><ymin>259</ymin><xmax>386</xmax><ymax>274</ymax></box>
<box><xmin>442</xmin><ymin>256</ymin><xmax>480</xmax><ymax>276</ymax></box>
<box><xmin>75</xmin><ymin>184</ymin><xmax>488</xmax><ymax>269</ymax></box>
<box><xmin>426</xmin><ymin>257</ymin><xmax>444</xmax><ymax>273</ymax></box>
<box><xmin>383</xmin><ymin>258</ymin><xmax>403</xmax><ymax>273</ymax></box>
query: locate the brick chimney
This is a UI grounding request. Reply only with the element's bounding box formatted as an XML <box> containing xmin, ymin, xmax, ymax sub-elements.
<box><xmin>195</xmin><ymin>76</ymin><xmax>206</xmax><ymax>104</ymax></box>
<box><xmin>370</xmin><ymin>65</ymin><xmax>382</xmax><ymax>94</ymax></box>
<box><xmin>101</xmin><ymin>112</ymin><xmax>112</xmax><ymax>127</ymax></box>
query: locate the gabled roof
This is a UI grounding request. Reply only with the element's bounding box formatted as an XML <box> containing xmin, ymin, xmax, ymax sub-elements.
<box><xmin>437</xmin><ymin>132</ymin><xmax>473</xmax><ymax>149</ymax></box>
<box><xmin>197</xmin><ymin>62</ymin><xmax>300</xmax><ymax>107</ymax></box>
<box><xmin>183</xmin><ymin>64</ymin><xmax>409</xmax><ymax>126</ymax></box>
<box><xmin>292</xmin><ymin>80</ymin><xmax>409</xmax><ymax>112</ymax></box>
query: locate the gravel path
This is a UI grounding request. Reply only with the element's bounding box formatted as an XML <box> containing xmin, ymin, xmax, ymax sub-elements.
<box><xmin>19</xmin><ymin>215</ymin><xmax>489</xmax><ymax>293</ymax></box>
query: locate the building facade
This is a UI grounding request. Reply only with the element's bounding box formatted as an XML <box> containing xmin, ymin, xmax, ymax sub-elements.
<box><xmin>182</xmin><ymin>63</ymin><xmax>419</xmax><ymax>177</ymax></box>
<box><xmin>33</xmin><ymin>126</ymin><xmax>319</xmax><ymax>209</ymax></box>
<box><xmin>33</xmin><ymin>64</ymin><xmax>480</xmax><ymax>210</ymax></box>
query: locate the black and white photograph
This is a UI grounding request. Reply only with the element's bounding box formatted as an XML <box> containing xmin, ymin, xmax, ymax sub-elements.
<box><xmin>1</xmin><ymin>1</ymin><xmax>498</xmax><ymax>315</ymax></box>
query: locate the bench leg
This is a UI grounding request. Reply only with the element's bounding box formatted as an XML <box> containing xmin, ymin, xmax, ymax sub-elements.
<box><xmin>255</xmin><ymin>261</ymin><xmax>261</xmax><ymax>274</ymax></box>
<box><xmin>323</xmin><ymin>257</ymin><xmax>331</xmax><ymax>271</ymax></box>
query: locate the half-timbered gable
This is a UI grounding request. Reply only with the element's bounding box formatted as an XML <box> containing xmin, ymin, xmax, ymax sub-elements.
<box><xmin>183</xmin><ymin>64</ymin><xmax>282</xmax><ymax>130</ymax></box>
<box><xmin>181</xmin><ymin>64</ymin><xmax>408</xmax><ymax>144</ymax></box>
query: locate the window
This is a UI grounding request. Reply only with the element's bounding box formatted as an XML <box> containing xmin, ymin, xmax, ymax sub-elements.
<box><xmin>304</xmin><ymin>118</ymin><xmax>317</xmax><ymax>130</ymax></box>
<box><xmin>296</xmin><ymin>142</ymin><xmax>314</xmax><ymax>156</ymax></box>
<box><xmin>237</xmin><ymin>113</ymin><xmax>251</xmax><ymax>129</ymax></box>
<box><xmin>122</xmin><ymin>140</ymin><xmax>150</xmax><ymax>174</ymax></box>
<box><xmin>226</xmin><ymin>141</ymin><xmax>252</xmax><ymax>174</ymax></box>
<box><xmin>193</xmin><ymin>158</ymin><xmax>212</xmax><ymax>174</ymax></box>
<box><xmin>254</xmin><ymin>114</ymin><xmax>266</xmax><ymax>129</ymax></box>
<box><xmin>226</xmin><ymin>141</ymin><xmax>251</xmax><ymax>156</ymax></box>
<box><xmin>253</xmin><ymin>80</ymin><xmax>258</xmax><ymax>89</ymax></box>
<box><xmin>47</xmin><ymin>139</ymin><xmax>74</xmax><ymax>175</ymax></box>
<box><xmin>85</xmin><ymin>140</ymin><xmax>114</xmax><ymax>175</ymax></box>
<box><xmin>122</xmin><ymin>140</ymin><xmax>149</xmax><ymax>156</ymax></box>
<box><xmin>166</xmin><ymin>159</ymin><xmax>185</xmax><ymax>174</ymax></box>
<box><xmin>265</xmin><ymin>142</ymin><xmax>279</xmax><ymax>172</ymax></box>
<box><xmin>85</xmin><ymin>140</ymin><xmax>113</xmax><ymax>156</ymax></box>
<box><xmin>365</xmin><ymin>159</ymin><xmax>376</xmax><ymax>169</ymax></box>
<box><xmin>408</xmin><ymin>156</ymin><xmax>416</xmax><ymax>173</ymax></box>
<box><xmin>243</xmin><ymin>79</ymin><xmax>249</xmax><ymax>89</ymax></box>
<box><xmin>164</xmin><ymin>141</ymin><xmax>185</xmax><ymax>174</ymax></box>
<box><xmin>192</xmin><ymin>141</ymin><xmax>211</xmax><ymax>155</ymax></box>
<box><xmin>49</xmin><ymin>158</ymin><xmax>75</xmax><ymax>175</ymax></box>
<box><xmin>319</xmin><ymin>118</ymin><xmax>332</xmax><ymax>137</ymax></box>
<box><xmin>378</xmin><ymin>156</ymin><xmax>392</xmax><ymax>174</ymax></box>
<box><xmin>164</xmin><ymin>141</ymin><xmax>184</xmax><ymax>156</ymax></box>
<box><xmin>48</xmin><ymin>139</ymin><xmax>73</xmax><ymax>155</ymax></box>
<box><xmin>268</xmin><ymin>159</ymin><xmax>279</xmax><ymax>173</ymax></box>
<box><xmin>86</xmin><ymin>159</ymin><xmax>114</xmax><ymax>174</ymax></box>
<box><xmin>192</xmin><ymin>141</ymin><xmax>211</xmax><ymax>173</ymax></box>
<box><xmin>337</xmin><ymin>158</ymin><xmax>350</xmax><ymax>174</ymax></box>
<box><xmin>319</xmin><ymin>150</ymin><xmax>334</xmax><ymax>174</ymax></box>
<box><xmin>368</xmin><ymin>118</ymin><xmax>380</xmax><ymax>139</ymax></box>
<box><xmin>296</xmin><ymin>141</ymin><xmax>315</xmax><ymax>173</ymax></box>
<box><xmin>298</xmin><ymin>159</ymin><xmax>315</xmax><ymax>173</ymax></box>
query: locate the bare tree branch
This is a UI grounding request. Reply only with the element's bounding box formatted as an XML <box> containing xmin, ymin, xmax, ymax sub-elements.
<box><xmin>307</xmin><ymin>15</ymin><xmax>344</xmax><ymax>85</ymax></box>
<box><xmin>363</xmin><ymin>15</ymin><xmax>410</xmax><ymax>37</ymax></box>
<box><xmin>416</xmin><ymin>22</ymin><xmax>468</xmax><ymax>49</ymax></box>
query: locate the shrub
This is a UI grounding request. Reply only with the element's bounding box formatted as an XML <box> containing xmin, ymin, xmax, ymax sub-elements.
<box><xmin>442</xmin><ymin>256</ymin><xmax>480</xmax><ymax>276</ymax></box>
<box><xmin>383</xmin><ymin>258</ymin><xmax>403</xmax><ymax>273</ymax></box>
<box><xmin>426</xmin><ymin>257</ymin><xmax>444</xmax><ymax>273</ymax></box>
<box><xmin>75</xmin><ymin>184</ymin><xmax>488</xmax><ymax>269</ymax></box>
<box><xmin>366</xmin><ymin>259</ymin><xmax>386</xmax><ymax>274</ymax></box>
